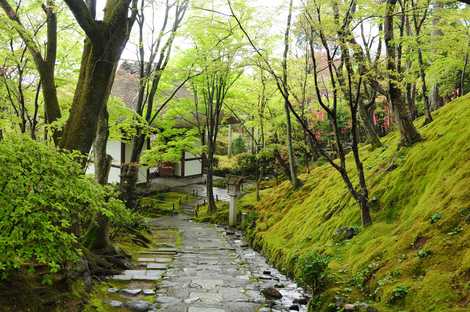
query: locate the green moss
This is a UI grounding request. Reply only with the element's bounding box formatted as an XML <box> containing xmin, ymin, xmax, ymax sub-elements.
<box><xmin>247</xmin><ymin>96</ymin><xmax>470</xmax><ymax>311</ymax></box>
<box><xmin>138</xmin><ymin>192</ymin><xmax>193</xmax><ymax>217</ymax></box>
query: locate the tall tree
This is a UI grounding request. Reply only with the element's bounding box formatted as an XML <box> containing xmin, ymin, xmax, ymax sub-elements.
<box><xmin>189</xmin><ymin>4</ymin><xmax>243</xmax><ymax>213</ymax></box>
<box><xmin>281</xmin><ymin>0</ymin><xmax>300</xmax><ymax>188</ymax></box>
<box><xmin>229</xmin><ymin>0</ymin><xmax>373</xmax><ymax>226</ymax></box>
<box><xmin>384</xmin><ymin>0</ymin><xmax>422</xmax><ymax>146</ymax></box>
<box><xmin>60</xmin><ymin>0</ymin><xmax>137</xmax><ymax>154</ymax></box>
<box><xmin>411</xmin><ymin>0</ymin><xmax>433</xmax><ymax>124</ymax></box>
<box><xmin>0</xmin><ymin>0</ymin><xmax>61</xmax><ymax>142</ymax></box>
<box><xmin>120</xmin><ymin>0</ymin><xmax>189</xmax><ymax>208</ymax></box>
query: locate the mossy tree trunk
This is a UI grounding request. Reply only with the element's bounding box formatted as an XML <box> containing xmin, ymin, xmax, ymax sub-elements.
<box><xmin>60</xmin><ymin>0</ymin><xmax>137</xmax><ymax>154</ymax></box>
<box><xmin>86</xmin><ymin>104</ymin><xmax>113</xmax><ymax>252</ymax></box>
<box><xmin>384</xmin><ymin>0</ymin><xmax>422</xmax><ymax>146</ymax></box>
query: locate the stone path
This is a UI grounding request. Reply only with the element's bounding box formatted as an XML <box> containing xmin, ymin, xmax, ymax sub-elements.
<box><xmin>152</xmin><ymin>215</ymin><xmax>309</xmax><ymax>312</ymax></box>
<box><xmin>100</xmin><ymin>212</ymin><xmax>308</xmax><ymax>311</ymax></box>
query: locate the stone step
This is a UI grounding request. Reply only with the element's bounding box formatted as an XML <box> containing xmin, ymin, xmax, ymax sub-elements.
<box><xmin>138</xmin><ymin>257</ymin><xmax>173</xmax><ymax>263</ymax></box>
<box><xmin>138</xmin><ymin>251</ymin><xmax>177</xmax><ymax>256</ymax></box>
<box><xmin>111</xmin><ymin>269</ymin><xmax>163</xmax><ymax>281</ymax></box>
<box><xmin>145</xmin><ymin>263</ymin><xmax>169</xmax><ymax>270</ymax></box>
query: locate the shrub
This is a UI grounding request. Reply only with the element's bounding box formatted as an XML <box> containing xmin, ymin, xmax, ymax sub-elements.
<box><xmin>234</xmin><ymin>152</ymin><xmax>257</xmax><ymax>177</ymax></box>
<box><xmin>430</xmin><ymin>212</ymin><xmax>442</xmax><ymax>224</ymax></box>
<box><xmin>298</xmin><ymin>251</ymin><xmax>330</xmax><ymax>294</ymax></box>
<box><xmin>0</xmin><ymin>135</ymin><xmax>128</xmax><ymax>278</ymax></box>
<box><xmin>388</xmin><ymin>285</ymin><xmax>409</xmax><ymax>304</ymax></box>
<box><xmin>231</xmin><ymin>136</ymin><xmax>246</xmax><ymax>155</ymax></box>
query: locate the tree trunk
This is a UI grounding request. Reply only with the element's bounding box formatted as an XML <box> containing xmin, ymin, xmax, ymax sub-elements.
<box><xmin>358</xmin><ymin>102</ymin><xmax>382</xmax><ymax>148</ymax></box>
<box><xmin>359</xmin><ymin>195</ymin><xmax>372</xmax><ymax>226</ymax></box>
<box><xmin>281</xmin><ymin>0</ymin><xmax>300</xmax><ymax>188</ymax></box>
<box><xmin>417</xmin><ymin>47</ymin><xmax>433</xmax><ymax>124</ymax></box>
<box><xmin>430</xmin><ymin>0</ymin><xmax>444</xmax><ymax>110</ymax></box>
<box><xmin>460</xmin><ymin>52</ymin><xmax>469</xmax><ymax>97</ymax></box>
<box><xmin>60</xmin><ymin>0</ymin><xmax>136</xmax><ymax>154</ymax></box>
<box><xmin>120</xmin><ymin>135</ymin><xmax>145</xmax><ymax>209</ymax></box>
<box><xmin>60</xmin><ymin>37</ymin><xmax>123</xmax><ymax>154</ymax></box>
<box><xmin>86</xmin><ymin>104</ymin><xmax>113</xmax><ymax>252</ymax></box>
<box><xmin>384</xmin><ymin>0</ymin><xmax>421</xmax><ymax>146</ymax></box>
<box><xmin>431</xmin><ymin>84</ymin><xmax>443</xmax><ymax>110</ymax></box>
<box><xmin>0</xmin><ymin>0</ymin><xmax>61</xmax><ymax>142</ymax></box>
<box><xmin>206</xmin><ymin>138</ymin><xmax>217</xmax><ymax>214</ymax></box>
<box><xmin>284</xmin><ymin>101</ymin><xmax>300</xmax><ymax>187</ymax></box>
<box><xmin>406</xmin><ymin>82</ymin><xmax>418</xmax><ymax>120</ymax></box>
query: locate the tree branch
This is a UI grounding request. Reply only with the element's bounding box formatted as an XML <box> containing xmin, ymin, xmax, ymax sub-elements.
<box><xmin>63</xmin><ymin>0</ymin><xmax>99</xmax><ymax>42</ymax></box>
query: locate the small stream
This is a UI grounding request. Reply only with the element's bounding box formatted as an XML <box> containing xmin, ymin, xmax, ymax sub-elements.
<box><xmin>221</xmin><ymin>226</ymin><xmax>309</xmax><ymax>312</ymax></box>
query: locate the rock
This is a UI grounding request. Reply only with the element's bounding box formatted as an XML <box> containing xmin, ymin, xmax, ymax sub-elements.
<box><xmin>184</xmin><ymin>296</ymin><xmax>200</xmax><ymax>304</ymax></box>
<box><xmin>107</xmin><ymin>287</ymin><xmax>119</xmax><ymax>293</ymax></box>
<box><xmin>143</xmin><ymin>289</ymin><xmax>155</xmax><ymax>295</ymax></box>
<box><xmin>121</xmin><ymin>288</ymin><xmax>142</xmax><ymax>296</ymax></box>
<box><xmin>261</xmin><ymin>287</ymin><xmax>283</xmax><ymax>300</ymax></box>
<box><xmin>125</xmin><ymin>300</ymin><xmax>151</xmax><ymax>312</ymax></box>
<box><xmin>293</xmin><ymin>296</ymin><xmax>309</xmax><ymax>305</ymax></box>
<box><xmin>274</xmin><ymin>283</ymin><xmax>286</xmax><ymax>288</ymax></box>
<box><xmin>156</xmin><ymin>296</ymin><xmax>181</xmax><ymax>304</ymax></box>
<box><xmin>335</xmin><ymin>295</ymin><xmax>346</xmax><ymax>307</ymax></box>
<box><xmin>334</xmin><ymin>227</ymin><xmax>358</xmax><ymax>242</ymax></box>
<box><xmin>108</xmin><ymin>300</ymin><xmax>123</xmax><ymax>308</ymax></box>
<box><xmin>263</xmin><ymin>270</ymin><xmax>271</xmax><ymax>275</ymax></box>
<box><xmin>344</xmin><ymin>303</ymin><xmax>356</xmax><ymax>311</ymax></box>
<box><xmin>289</xmin><ymin>305</ymin><xmax>300</xmax><ymax>311</ymax></box>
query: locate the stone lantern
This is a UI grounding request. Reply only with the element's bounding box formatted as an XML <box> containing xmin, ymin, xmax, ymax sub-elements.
<box><xmin>225</xmin><ymin>175</ymin><xmax>244</xmax><ymax>226</ymax></box>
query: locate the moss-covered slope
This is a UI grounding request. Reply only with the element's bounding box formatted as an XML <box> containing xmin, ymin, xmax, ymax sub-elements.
<box><xmin>249</xmin><ymin>95</ymin><xmax>470</xmax><ymax>311</ymax></box>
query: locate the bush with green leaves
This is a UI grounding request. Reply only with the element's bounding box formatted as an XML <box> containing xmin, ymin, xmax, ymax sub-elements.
<box><xmin>388</xmin><ymin>285</ymin><xmax>409</xmax><ymax>304</ymax></box>
<box><xmin>234</xmin><ymin>152</ymin><xmax>257</xmax><ymax>176</ymax></box>
<box><xmin>231</xmin><ymin>136</ymin><xmax>246</xmax><ymax>155</ymax></box>
<box><xmin>298</xmin><ymin>251</ymin><xmax>330</xmax><ymax>294</ymax></box>
<box><xmin>0</xmin><ymin>135</ymin><xmax>129</xmax><ymax>278</ymax></box>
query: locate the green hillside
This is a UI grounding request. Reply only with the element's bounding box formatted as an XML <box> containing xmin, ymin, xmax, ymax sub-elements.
<box><xmin>247</xmin><ymin>96</ymin><xmax>470</xmax><ymax>311</ymax></box>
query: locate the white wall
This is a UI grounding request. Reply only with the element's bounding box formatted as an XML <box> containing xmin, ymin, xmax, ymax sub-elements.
<box><xmin>185</xmin><ymin>159</ymin><xmax>202</xmax><ymax>176</ymax></box>
<box><xmin>85</xmin><ymin>140</ymin><xmax>122</xmax><ymax>184</ymax></box>
<box><xmin>85</xmin><ymin>140</ymin><xmax>148</xmax><ymax>184</ymax></box>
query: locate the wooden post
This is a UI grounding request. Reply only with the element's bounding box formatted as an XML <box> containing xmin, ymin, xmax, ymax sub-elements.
<box><xmin>229</xmin><ymin>195</ymin><xmax>237</xmax><ymax>226</ymax></box>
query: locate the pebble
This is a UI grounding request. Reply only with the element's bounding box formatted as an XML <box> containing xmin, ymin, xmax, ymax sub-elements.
<box><xmin>143</xmin><ymin>289</ymin><xmax>155</xmax><ymax>295</ymax></box>
<box><xmin>108</xmin><ymin>300</ymin><xmax>123</xmax><ymax>308</ymax></box>
<box><xmin>293</xmin><ymin>296</ymin><xmax>309</xmax><ymax>305</ymax></box>
<box><xmin>261</xmin><ymin>287</ymin><xmax>283</xmax><ymax>300</ymax></box>
<box><xmin>184</xmin><ymin>296</ymin><xmax>201</xmax><ymax>304</ymax></box>
<box><xmin>121</xmin><ymin>288</ymin><xmax>142</xmax><ymax>296</ymax></box>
